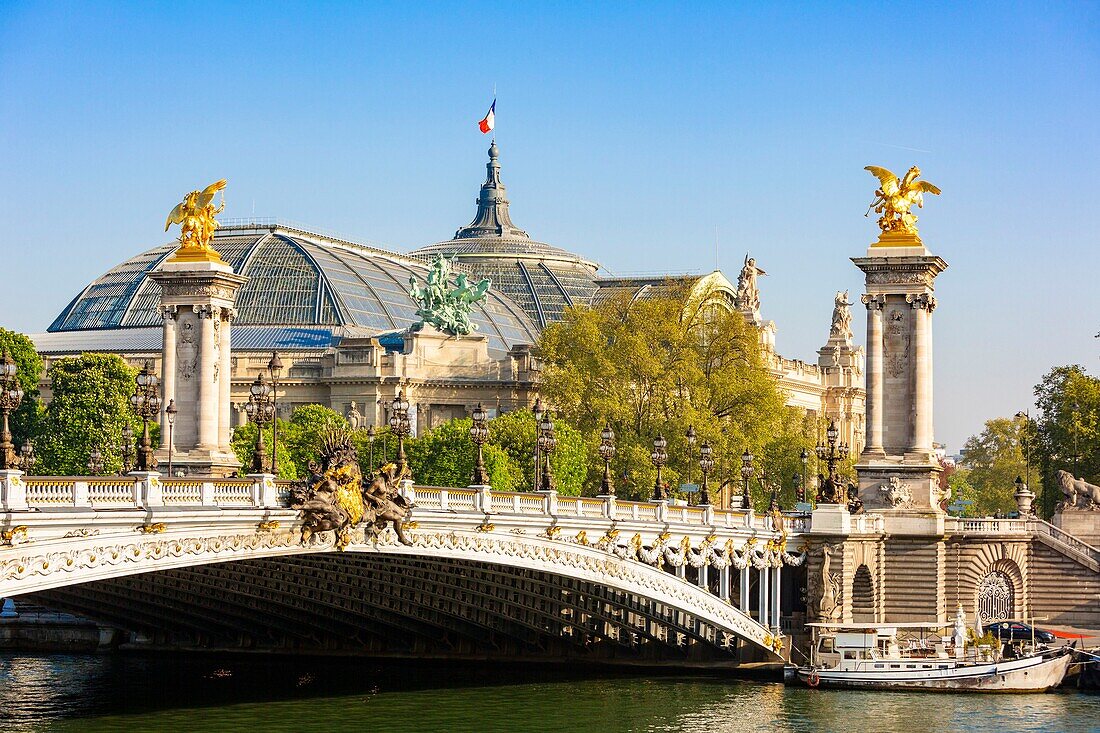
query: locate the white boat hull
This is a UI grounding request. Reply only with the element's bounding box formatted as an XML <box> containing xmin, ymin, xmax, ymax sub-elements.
<box><xmin>797</xmin><ymin>649</ymin><xmax>1072</xmax><ymax>692</ymax></box>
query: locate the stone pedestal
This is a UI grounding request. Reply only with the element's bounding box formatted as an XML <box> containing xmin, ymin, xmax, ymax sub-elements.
<box><xmin>852</xmin><ymin>233</ymin><xmax>947</xmax><ymax>514</ymax></box>
<box><xmin>811</xmin><ymin>503</ymin><xmax>851</xmax><ymax>535</ymax></box>
<box><xmin>1052</xmin><ymin>510</ymin><xmax>1100</xmax><ymax>547</ymax></box>
<box><xmin>149</xmin><ymin>260</ymin><xmax>247</xmax><ymax>477</ymax></box>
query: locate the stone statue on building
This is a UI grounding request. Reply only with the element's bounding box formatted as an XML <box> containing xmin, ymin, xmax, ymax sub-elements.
<box><xmin>409</xmin><ymin>254</ymin><xmax>491</xmax><ymax>336</ymax></box>
<box><xmin>735</xmin><ymin>254</ymin><xmax>765</xmax><ymax>316</ymax></box>
<box><xmin>864</xmin><ymin>165</ymin><xmax>941</xmax><ymax>235</ymax></box>
<box><xmin>289</xmin><ymin>429</ymin><xmax>413</xmax><ymax>549</ymax></box>
<box><xmin>1056</xmin><ymin>470</ymin><xmax>1100</xmax><ymax>511</ymax></box>
<box><xmin>807</xmin><ymin>543</ymin><xmax>843</xmax><ymax>622</ymax></box>
<box><xmin>829</xmin><ymin>290</ymin><xmax>853</xmax><ymax>342</ymax></box>
<box><xmin>345</xmin><ymin>400</ymin><xmax>362</xmax><ymax>430</ymax></box>
<box><xmin>164</xmin><ymin>179</ymin><xmax>228</xmax><ymax>261</ymax></box>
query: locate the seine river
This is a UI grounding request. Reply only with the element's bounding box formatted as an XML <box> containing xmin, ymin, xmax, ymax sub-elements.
<box><xmin>1</xmin><ymin>653</ymin><xmax>1098</xmax><ymax>733</ymax></box>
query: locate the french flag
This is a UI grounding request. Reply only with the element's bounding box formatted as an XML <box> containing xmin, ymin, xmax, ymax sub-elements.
<box><xmin>479</xmin><ymin>100</ymin><xmax>496</xmax><ymax>134</ymax></box>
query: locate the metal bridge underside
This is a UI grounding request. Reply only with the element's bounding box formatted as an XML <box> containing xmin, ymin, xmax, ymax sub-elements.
<box><xmin>26</xmin><ymin>553</ymin><xmax>757</xmax><ymax>666</ymax></box>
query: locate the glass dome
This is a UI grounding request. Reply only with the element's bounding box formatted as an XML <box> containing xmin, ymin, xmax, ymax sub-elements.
<box><xmin>48</xmin><ymin>223</ymin><xmax>539</xmax><ymax>354</ymax></box>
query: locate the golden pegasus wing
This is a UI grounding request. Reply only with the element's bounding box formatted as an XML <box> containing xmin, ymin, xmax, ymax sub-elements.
<box><xmin>865</xmin><ymin>165</ymin><xmax>899</xmax><ymax>195</ymax></box>
<box><xmin>164</xmin><ymin>202</ymin><xmax>186</xmax><ymax>231</ymax></box>
<box><xmin>909</xmin><ymin>180</ymin><xmax>942</xmax><ymax>196</ymax></box>
<box><xmin>196</xmin><ymin>179</ymin><xmax>228</xmax><ymax>208</ymax></box>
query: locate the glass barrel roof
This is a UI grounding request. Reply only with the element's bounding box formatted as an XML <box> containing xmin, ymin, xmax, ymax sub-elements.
<box><xmin>49</xmin><ymin>225</ymin><xmax>539</xmax><ymax>354</ymax></box>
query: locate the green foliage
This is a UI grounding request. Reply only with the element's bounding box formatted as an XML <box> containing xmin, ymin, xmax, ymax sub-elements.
<box><xmin>405</xmin><ymin>417</ymin><xmax>523</xmax><ymax>491</ymax></box>
<box><xmin>958</xmin><ymin>417</ymin><xmax>1034</xmax><ymax>517</ymax></box>
<box><xmin>0</xmin><ymin>328</ymin><xmax>45</xmax><ymax>447</ymax></box>
<box><xmin>36</xmin><ymin>354</ymin><xmax>147</xmax><ymax>475</ymax></box>
<box><xmin>486</xmin><ymin>410</ymin><xmax>587</xmax><ymax>496</ymax></box>
<box><xmin>535</xmin><ymin>285</ymin><xmax>815</xmax><ymax>504</ymax></box>
<box><xmin>230</xmin><ymin>405</ymin><xmax>348</xmax><ymax>480</ymax></box>
<box><xmin>946</xmin><ymin>469</ymin><xmax>978</xmax><ymax>517</ymax></box>
<box><xmin>1033</xmin><ymin>365</ymin><xmax>1100</xmax><ymax>517</ymax></box>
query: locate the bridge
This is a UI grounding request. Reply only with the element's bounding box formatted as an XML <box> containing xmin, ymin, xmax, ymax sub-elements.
<box><xmin>0</xmin><ymin>471</ymin><xmax>847</xmax><ymax>666</ymax></box>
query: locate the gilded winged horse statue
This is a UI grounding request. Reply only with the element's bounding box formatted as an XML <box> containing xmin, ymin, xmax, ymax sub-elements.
<box><xmin>865</xmin><ymin>166</ymin><xmax>941</xmax><ymax>236</ymax></box>
<box><xmin>165</xmin><ymin>179</ymin><xmax>227</xmax><ymax>260</ymax></box>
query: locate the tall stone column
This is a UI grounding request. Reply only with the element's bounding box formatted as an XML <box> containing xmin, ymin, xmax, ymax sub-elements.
<box><xmin>852</xmin><ymin>237</ymin><xmax>947</xmax><ymax>520</ymax></box>
<box><xmin>150</xmin><ymin>260</ymin><xmax>247</xmax><ymax>477</ymax></box>
<box><xmin>159</xmin><ymin>306</ymin><xmax>178</xmax><ymax>449</ymax></box>
<box><xmin>860</xmin><ymin>294</ymin><xmax>885</xmax><ymax>455</ymax></box>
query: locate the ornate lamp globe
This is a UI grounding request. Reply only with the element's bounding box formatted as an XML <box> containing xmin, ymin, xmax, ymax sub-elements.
<box><xmin>533</xmin><ymin>397</ymin><xmax>545</xmax><ymax>424</ymax></box>
<box><xmin>539</xmin><ymin>412</ymin><xmax>554</xmax><ymax>437</ymax></box>
<box><xmin>826</xmin><ymin>420</ymin><xmax>839</xmax><ymax>445</ymax></box>
<box><xmin>700</xmin><ymin>442</ymin><xmax>715</xmax><ymax>472</ymax></box>
<box><xmin>472</xmin><ymin>402</ymin><xmax>488</xmax><ymax>426</ymax></box>
<box><xmin>0</xmin><ymin>351</ymin><xmax>16</xmax><ymax>380</ymax></box>
<box><xmin>741</xmin><ymin>450</ymin><xmax>754</xmax><ymax>477</ymax></box>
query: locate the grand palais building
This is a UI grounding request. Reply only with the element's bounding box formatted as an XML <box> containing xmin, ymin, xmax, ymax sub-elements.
<box><xmin>31</xmin><ymin>142</ymin><xmax>866</xmax><ymax>450</ymax></box>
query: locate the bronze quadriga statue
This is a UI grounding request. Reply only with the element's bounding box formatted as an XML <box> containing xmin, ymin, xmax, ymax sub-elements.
<box><xmin>289</xmin><ymin>430</ymin><xmax>413</xmax><ymax>549</ymax></box>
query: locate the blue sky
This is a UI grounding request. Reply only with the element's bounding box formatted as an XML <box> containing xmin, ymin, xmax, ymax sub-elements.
<box><xmin>1</xmin><ymin>2</ymin><xmax>1097</xmax><ymax>450</ymax></box>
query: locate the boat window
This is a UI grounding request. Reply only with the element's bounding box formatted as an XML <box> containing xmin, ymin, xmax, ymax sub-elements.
<box><xmin>874</xmin><ymin>664</ymin><xmax>884</xmax><ymax>669</ymax></box>
<box><xmin>922</xmin><ymin>664</ymin><xmax>931</xmax><ymax>669</ymax></box>
<box><xmin>938</xmin><ymin>664</ymin><xmax>948</xmax><ymax>669</ymax></box>
<box><xmin>890</xmin><ymin>664</ymin><xmax>900</xmax><ymax>669</ymax></box>
<box><xmin>906</xmin><ymin>664</ymin><xmax>915</xmax><ymax>669</ymax></box>
<box><xmin>821</xmin><ymin>638</ymin><xmax>835</xmax><ymax>653</ymax></box>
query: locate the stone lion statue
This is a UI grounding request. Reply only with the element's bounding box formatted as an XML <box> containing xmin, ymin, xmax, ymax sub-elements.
<box><xmin>1056</xmin><ymin>470</ymin><xmax>1100</xmax><ymax>510</ymax></box>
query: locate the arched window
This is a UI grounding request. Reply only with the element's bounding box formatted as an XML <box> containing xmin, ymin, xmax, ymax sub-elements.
<box><xmin>851</xmin><ymin>564</ymin><xmax>875</xmax><ymax>622</ymax></box>
<box><xmin>977</xmin><ymin>570</ymin><xmax>1015</xmax><ymax>622</ymax></box>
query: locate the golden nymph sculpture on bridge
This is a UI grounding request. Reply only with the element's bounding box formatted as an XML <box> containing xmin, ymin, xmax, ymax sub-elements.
<box><xmin>164</xmin><ymin>179</ymin><xmax>227</xmax><ymax>263</ymax></box>
<box><xmin>865</xmin><ymin>166</ymin><xmax>941</xmax><ymax>245</ymax></box>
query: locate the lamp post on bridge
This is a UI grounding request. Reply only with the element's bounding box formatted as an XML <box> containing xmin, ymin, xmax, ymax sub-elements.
<box><xmin>165</xmin><ymin>399</ymin><xmax>177</xmax><ymax>477</ymax></box>
<box><xmin>119</xmin><ymin>424</ymin><xmax>135</xmax><ymax>475</ymax></box>
<box><xmin>1014</xmin><ymin>410</ymin><xmax>1033</xmax><ymax>493</ymax></box>
<box><xmin>685</xmin><ymin>425</ymin><xmax>697</xmax><ymax>498</ymax></box>
<box><xmin>740</xmin><ymin>449</ymin><xmax>754</xmax><ymax>510</ymax></box>
<box><xmin>367</xmin><ymin>425</ymin><xmax>376</xmax><ymax>471</ymax></box>
<box><xmin>532</xmin><ymin>398</ymin><xmax>545</xmax><ymax>493</ymax></box>
<box><xmin>651</xmin><ymin>434</ymin><xmax>668</xmax><ymax>501</ymax></box>
<box><xmin>698</xmin><ymin>442</ymin><xmax>714</xmax><ymax>506</ymax></box>
<box><xmin>537</xmin><ymin>411</ymin><xmax>557</xmax><ymax>492</ymax></box>
<box><xmin>800</xmin><ymin>447</ymin><xmax>809</xmax><ymax>503</ymax></box>
<box><xmin>390</xmin><ymin>390</ymin><xmax>411</xmax><ymax>478</ymax></box>
<box><xmin>598</xmin><ymin>425</ymin><xmax>616</xmax><ymax>496</ymax></box>
<box><xmin>129</xmin><ymin>361</ymin><xmax>161</xmax><ymax>472</ymax></box>
<box><xmin>245</xmin><ymin>373</ymin><xmax>274</xmax><ymax>474</ymax></box>
<box><xmin>86</xmin><ymin>448</ymin><xmax>104</xmax><ymax>476</ymax></box>
<box><xmin>0</xmin><ymin>349</ymin><xmax>24</xmax><ymax>471</ymax></box>
<box><xmin>18</xmin><ymin>441</ymin><xmax>35</xmax><ymax>476</ymax></box>
<box><xmin>267</xmin><ymin>352</ymin><xmax>283</xmax><ymax>476</ymax></box>
<box><xmin>470</xmin><ymin>402</ymin><xmax>490</xmax><ymax>486</ymax></box>
<box><xmin>815</xmin><ymin>419</ymin><xmax>849</xmax><ymax>504</ymax></box>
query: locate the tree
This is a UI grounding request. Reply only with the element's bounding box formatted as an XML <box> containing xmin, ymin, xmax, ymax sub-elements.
<box><xmin>535</xmin><ymin>284</ymin><xmax>815</xmax><ymax>504</ymax></box>
<box><xmin>486</xmin><ymin>410</ymin><xmax>588</xmax><ymax>496</ymax></box>
<box><xmin>958</xmin><ymin>417</ymin><xmax>1033</xmax><ymax>517</ymax></box>
<box><xmin>1034</xmin><ymin>365</ymin><xmax>1100</xmax><ymax>516</ymax></box>
<box><xmin>0</xmin><ymin>328</ymin><xmax>44</xmax><ymax>449</ymax></box>
<box><xmin>35</xmin><ymin>355</ymin><xmax>146</xmax><ymax>475</ymax></box>
<box><xmin>946</xmin><ymin>468</ymin><xmax>979</xmax><ymax>517</ymax></box>
<box><xmin>404</xmin><ymin>417</ymin><xmax>524</xmax><ymax>491</ymax></box>
<box><xmin>230</xmin><ymin>418</ymin><xmax>297</xmax><ymax>480</ymax></box>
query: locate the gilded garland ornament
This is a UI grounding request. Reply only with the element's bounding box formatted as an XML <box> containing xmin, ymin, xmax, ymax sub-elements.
<box><xmin>165</xmin><ymin>179</ymin><xmax>228</xmax><ymax>263</ymax></box>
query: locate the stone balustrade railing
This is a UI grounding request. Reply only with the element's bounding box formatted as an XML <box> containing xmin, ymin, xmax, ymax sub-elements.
<box><xmin>944</xmin><ymin>517</ymin><xmax>1030</xmax><ymax>535</ymax></box>
<box><xmin>1028</xmin><ymin>518</ymin><xmax>1100</xmax><ymax>566</ymax></box>
<box><xmin>0</xmin><ymin>471</ymin><xmax>811</xmax><ymax>533</ymax></box>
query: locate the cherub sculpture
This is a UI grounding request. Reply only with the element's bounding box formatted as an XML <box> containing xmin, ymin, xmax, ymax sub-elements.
<box><xmin>165</xmin><ymin>179</ymin><xmax>227</xmax><ymax>257</ymax></box>
<box><xmin>865</xmin><ymin>166</ymin><xmax>941</xmax><ymax>235</ymax></box>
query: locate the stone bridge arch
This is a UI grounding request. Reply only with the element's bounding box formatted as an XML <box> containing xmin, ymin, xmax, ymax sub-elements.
<box><xmin>1</xmin><ymin>523</ymin><xmax>782</xmax><ymax>664</ymax></box>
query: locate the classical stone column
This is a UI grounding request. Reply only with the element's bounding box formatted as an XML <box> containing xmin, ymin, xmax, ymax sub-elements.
<box><xmin>860</xmin><ymin>294</ymin><xmax>885</xmax><ymax>455</ymax></box>
<box><xmin>159</xmin><ymin>306</ymin><xmax>178</xmax><ymax>449</ymax></box>
<box><xmin>907</xmin><ymin>294</ymin><xmax>936</xmax><ymax>454</ymax></box>
<box><xmin>149</xmin><ymin>260</ymin><xmax>247</xmax><ymax>477</ymax></box>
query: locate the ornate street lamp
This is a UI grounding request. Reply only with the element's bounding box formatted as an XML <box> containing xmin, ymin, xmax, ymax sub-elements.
<box><xmin>599</xmin><ymin>425</ymin><xmax>616</xmax><ymax>496</ymax></box>
<box><xmin>685</xmin><ymin>425</ymin><xmax>697</xmax><ymax>490</ymax></box>
<box><xmin>740</xmin><ymin>449</ymin><xmax>755</xmax><ymax>510</ymax></box>
<box><xmin>800</xmin><ymin>447</ymin><xmax>809</xmax><ymax>503</ymax></box>
<box><xmin>532</xmin><ymin>397</ymin><xmax>545</xmax><ymax>492</ymax></box>
<box><xmin>470</xmin><ymin>402</ymin><xmax>490</xmax><ymax>485</ymax></box>
<box><xmin>366</xmin><ymin>425</ymin><xmax>376</xmax><ymax>470</ymax></box>
<box><xmin>698</xmin><ymin>442</ymin><xmax>715</xmax><ymax>506</ymax></box>
<box><xmin>87</xmin><ymin>448</ymin><xmax>104</xmax><ymax>476</ymax></box>
<box><xmin>19</xmin><ymin>440</ymin><xmax>35</xmax><ymax>476</ymax></box>
<box><xmin>267</xmin><ymin>351</ymin><xmax>283</xmax><ymax>475</ymax></box>
<box><xmin>390</xmin><ymin>390</ymin><xmax>411</xmax><ymax>477</ymax></box>
<box><xmin>0</xmin><ymin>349</ymin><xmax>24</xmax><ymax>470</ymax></box>
<box><xmin>1014</xmin><ymin>410</ymin><xmax>1033</xmax><ymax>493</ymax></box>
<box><xmin>815</xmin><ymin>419</ymin><xmax>850</xmax><ymax>504</ymax></box>
<box><xmin>537</xmin><ymin>411</ymin><xmax>557</xmax><ymax>491</ymax></box>
<box><xmin>119</xmin><ymin>423</ymin><xmax>135</xmax><ymax>474</ymax></box>
<box><xmin>651</xmin><ymin>434</ymin><xmax>668</xmax><ymax>501</ymax></box>
<box><xmin>245</xmin><ymin>373</ymin><xmax>274</xmax><ymax>473</ymax></box>
<box><xmin>165</xmin><ymin>399</ymin><xmax>178</xmax><ymax>477</ymax></box>
<box><xmin>129</xmin><ymin>361</ymin><xmax>161</xmax><ymax>472</ymax></box>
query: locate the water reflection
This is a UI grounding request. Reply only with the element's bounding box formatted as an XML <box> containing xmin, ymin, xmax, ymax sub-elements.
<box><xmin>0</xmin><ymin>654</ymin><xmax>1095</xmax><ymax>733</ymax></box>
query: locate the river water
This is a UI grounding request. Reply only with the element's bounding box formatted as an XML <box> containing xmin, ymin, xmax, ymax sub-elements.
<box><xmin>1</xmin><ymin>653</ymin><xmax>1097</xmax><ymax>733</ymax></box>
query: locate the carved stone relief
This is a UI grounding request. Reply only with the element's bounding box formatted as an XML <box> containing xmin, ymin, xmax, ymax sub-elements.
<box><xmin>879</xmin><ymin>476</ymin><xmax>913</xmax><ymax>508</ymax></box>
<box><xmin>883</xmin><ymin>308</ymin><xmax>910</xmax><ymax>379</ymax></box>
<box><xmin>178</xmin><ymin>320</ymin><xmax>197</xmax><ymax>381</ymax></box>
